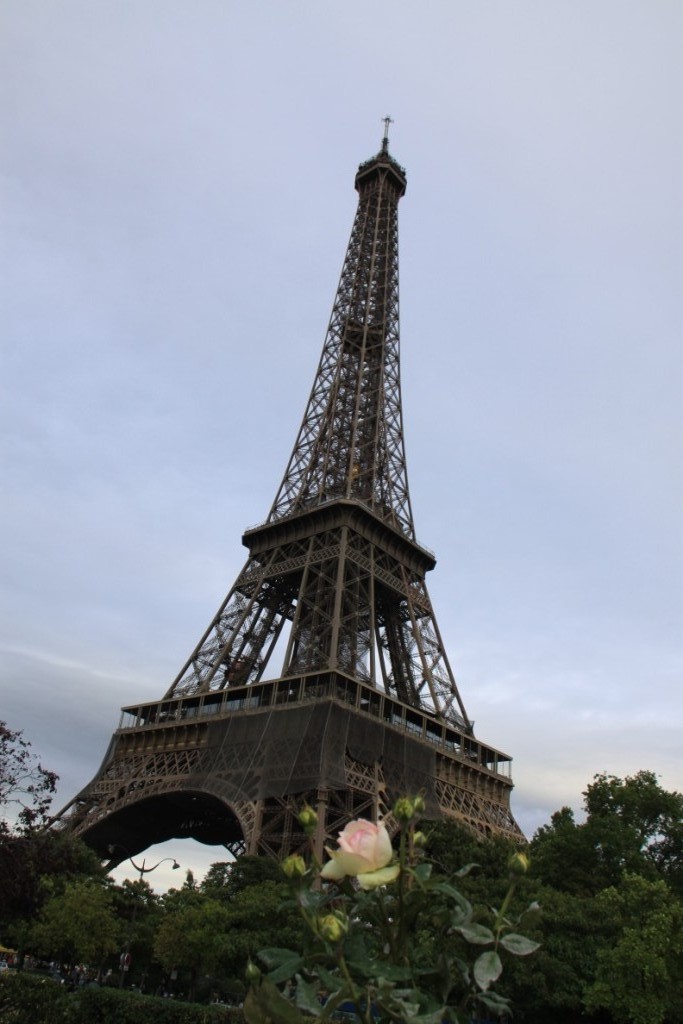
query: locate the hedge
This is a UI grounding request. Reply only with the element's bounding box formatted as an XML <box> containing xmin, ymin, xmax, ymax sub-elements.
<box><xmin>0</xmin><ymin>972</ymin><xmax>246</xmax><ymax>1024</ymax></box>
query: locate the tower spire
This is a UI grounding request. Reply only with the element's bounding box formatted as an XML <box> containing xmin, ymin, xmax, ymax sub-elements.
<box><xmin>381</xmin><ymin>114</ymin><xmax>393</xmax><ymax>154</ymax></box>
<box><xmin>54</xmin><ymin>139</ymin><xmax>523</xmax><ymax>865</ymax></box>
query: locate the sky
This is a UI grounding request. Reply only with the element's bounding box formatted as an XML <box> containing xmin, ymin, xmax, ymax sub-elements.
<box><xmin>1</xmin><ymin>1</ymin><xmax>682</xmax><ymax>892</ymax></box>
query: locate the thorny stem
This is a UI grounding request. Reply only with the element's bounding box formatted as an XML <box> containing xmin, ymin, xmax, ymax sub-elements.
<box><xmin>308</xmin><ymin>833</ymin><xmax>322</xmax><ymax>874</ymax></box>
<box><xmin>493</xmin><ymin>879</ymin><xmax>518</xmax><ymax>941</ymax></box>
<box><xmin>406</xmin><ymin>822</ymin><xmax>418</xmax><ymax>882</ymax></box>
<box><xmin>337</xmin><ymin>952</ymin><xmax>371</xmax><ymax>1024</ymax></box>
<box><xmin>396</xmin><ymin>823</ymin><xmax>409</xmax><ymax>964</ymax></box>
<box><xmin>375</xmin><ymin>886</ymin><xmax>398</xmax><ymax>962</ymax></box>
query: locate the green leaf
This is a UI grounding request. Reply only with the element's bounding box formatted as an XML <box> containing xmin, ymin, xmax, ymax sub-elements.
<box><xmin>347</xmin><ymin>956</ymin><xmax>413</xmax><ymax>982</ymax></box>
<box><xmin>372</xmin><ymin>963</ymin><xmax>415</xmax><ymax>982</ymax></box>
<box><xmin>243</xmin><ymin>989</ymin><xmax>268</xmax><ymax>1024</ymax></box>
<box><xmin>457</xmin><ymin>923</ymin><xmax>495</xmax><ymax>945</ymax></box>
<box><xmin>297</xmin><ymin>888</ymin><xmax>324</xmax><ymax>912</ymax></box>
<box><xmin>317</xmin><ymin>987</ymin><xmax>348</xmax><ymax>1019</ymax></box>
<box><xmin>294</xmin><ymin>974</ymin><xmax>324</xmax><ymax>1017</ymax></box>
<box><xmin>445</xmin><ymin>954</ymin><xmax>471</xmax><ymax>988</ymax></box>
<box><xmin>473</xmin><ymin>950</ymin><xmax>502</xmax><ymax>992</ymax></box>
<box><xmin>431</xmin><ymin>881</ymin><xmax>470</xmax><ymax>904</ymax></box>
<box><xmin>476</xmin><ymin>989</ymin><xmax>512</xmax><ymax>1013</ymax></box>
<box><xmin>257</xmin><ymin>947</ymin><xmax>301</xmax><ymax>969</ymax></box>
<box><xmin>343</xmin><ymin>929</ymin><xmax>370</xmax><ymax>962</ymax></box>
<box><xmin>404</xmin><ymin>1009</ymin><xmax>448</xmax><ymax>1024</ymax></box>
<box><xmin>413</xmin><ymin>862</ymin><xmax>433</xmax><ymax>884</ymax></box>
<box><xmin>455</xmin><ymin>861</ymin><xmax>479</xmax><ymax>877</ymax></box>
<box><xmin>500</xmin><ymin>932</ymin><xmax>541</xmax><ymax>956</ymax></box>
<box><xmin>269</xmin><ymin>955</ymin><xmax>304</xmax><ymax>983</ymax></box>
<box><xmin>431</xmin><ymin>882</ymin><xmax>472</xmax><ymax>917</ymax></box>
<box><xmin>314</xmin><ymin>963</ymin><xmax>343</xmax><ymax>992</ymax></box>
<box><xmin>244</xmin><ymin>976</ymin><xmax>308</xmax><ymax>1024</ymax></box>
<box><xmin>344</xmin><ymin>959</ymin><xmax>376</xmax><ymax>981</ymax></box>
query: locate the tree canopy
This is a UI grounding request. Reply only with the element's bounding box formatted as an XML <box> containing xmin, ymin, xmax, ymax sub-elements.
<box><xmin>0</xmin><ymin>721</ymin><xmax>57</xmax><ymax>835</ymax></box>
<box><xmin>531</xmin><ymin>770</ymin><xmax>683</xmax><ymax>896</ymax></box>
<box><xmin>1</xmin><ymin>730</ymin><xmax>681</xmax><ymax>1024</ymax></box>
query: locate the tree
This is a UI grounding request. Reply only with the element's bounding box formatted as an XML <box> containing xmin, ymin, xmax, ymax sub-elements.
<box><xmin>201</xmin><ymin>855</ymin><xmax>283</xmax><ymax>904</ymax></box>
<box><xmin>425</xmin><ymin>818</ymin><xmax>522</xmax><ymax>905</ymax></box>
<box><xmin>502</xmin><ymin>886</ymin><xmax>606</xmax><ymax>1024</ymax></box>
<box><xmin>0</xmin><ymin>722</ymin><xmax>100</xmax><ymax>944</ymax></box>
<box><xmin>154</xmin><ymin>862</ymin><xmax>303</xmax><ymax>999</ymax></box>
<box><xmin>531</xmin><ymin>771</ymin><xmax>683</xmax><ymax>896</ymax></box>
<box><xmin>584</xmin><ymin>873</ymin><xmax>683</xmax><ymax>1024</ymax></box>
<box><xmin>0</xmin><ymin>721</ymin><xmax>57</xmax><ymax>834</ymax></box>
<box><xmin>111</xmin><ymin>876</ymin><xmax>163</xmax><ymax>988</ymax></box>
<box><xmin>154</xmin><ymin>898</ymin><xmax>231</xmax><ymax>1001</ymax></box>
<box><xmin>218</xmin><ymin>879</ymin><xmax>304</xmax><ymax>978</ymax></box>
<box><xmin>509</xmin><ymin>771</ymin><xmax>683</xmax><ymax>1023</ymax></box>
<box><xmin>0</xmin><ymin>829</ymin><xmax>101</xmax><ymax>945</ymax></box>
<box><xmin>585</xmin><ymin>771</ymin><xmax>683</xmax><ymax>895</ymax></box>
<box><xmin>528</xmin><ymin>806</ymin><xmax>599</xmax><ymax>895</ymax></box>
<box><xmin>30</xmin><ymin>878</ymin><xmax>121</xmax><ymax>971</ymax></box>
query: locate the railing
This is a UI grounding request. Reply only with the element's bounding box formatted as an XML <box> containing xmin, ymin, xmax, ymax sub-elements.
<box><xmin>118</xmin><ymin>673</ymin><xmax>512</xmax><ymax>780</ymax></box>
<box><xmin>244</xmin><ymin>496</ymin><xmax>436</xmax><ymax>562</ymax></box>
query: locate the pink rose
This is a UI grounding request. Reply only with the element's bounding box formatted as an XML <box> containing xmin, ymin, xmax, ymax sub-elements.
<box><xmin>321</xmin><ymin>819</ymin><xmax>399</xmax><ymax>888</ymax></box>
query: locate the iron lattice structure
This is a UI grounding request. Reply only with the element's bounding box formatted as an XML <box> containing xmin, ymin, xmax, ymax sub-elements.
<box><xmin>56</xmin><ymin>135</ymin><xmax>523</xmax><ymax>866</ymax></box>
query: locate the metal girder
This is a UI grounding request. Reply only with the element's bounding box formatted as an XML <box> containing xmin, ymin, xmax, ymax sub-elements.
<box><xmin>268</xmin><ymin>157</ymin><xmax>413</xmax><ymax>538</ymax></box>
<box><xmin>54</xmin><ymin>139</ymin><xmax>522</xmax><ymax>862</ymax></box>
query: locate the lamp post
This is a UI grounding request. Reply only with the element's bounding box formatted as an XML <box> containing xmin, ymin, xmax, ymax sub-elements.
<box><xmin>109</xmin><ymin>847</ymin><xmax>180</xmax><ymax>988</ymax></box>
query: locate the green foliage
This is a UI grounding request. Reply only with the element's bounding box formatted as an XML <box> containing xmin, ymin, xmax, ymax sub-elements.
<box><xmin>0</xmin><ymin>721</ymin><xmax>100</xmax><ymax>945</ymax></box>
<box><xmin>426</xmin><ymin>817</ymin><xmax>519</xmax><ymax>884</ymax></box>
<box><xmin>70</xmin><ymin>983</ymin><xmax>244</xmax><ymax>1023</ymax></box>
<box><xmin>110</xmin><ymin>877</ymin><xmax>164</xmax><ymax>987</ymax></box>
<box><xmin>0</xmin><ymin>828</ymin><xmax>101</xmax><ymax>944</ymax></box>
<box><xmin>201</xmin><ymin>856</ymin><xmax>283</xmax><ymax>903</ymax></box>
<box><xmin>517</xmin><ymin>771</ymin><xmax>683</xmax><ymax>1023</ymax></box>
<box><xmin>0</xmin><ymin>721</ymin><xmax>57</xmax><ymax>834</ymax></box>
<box><xmin>531</xmin><ymin>771</ymin><xmax>683</xmax><ymax>896</ymax></box>
<box><xmin>244</xmin><ymin>802</ymin><xmax>539</xmax><ymax>1024</ymax></box>
<box><xmin>0</xmin><ymin>971</ymin><xmax>245</xmax><ymax>1023</ymax></box>
<box><xmin>584</xmin><ymin>874</ymin><xmax>683</xmax><ymax>1024</ymax></box>
<box><xmin>501</xmin><ymin>885</ymin><xmax>603</xmax><ymax>1022</ymax></box>
<box><xmin>154</xmin><ymin>897</ymin><xmax>231</xmax><ymax>1001</ymax></box>
<box><xmin>154</xmin><ymin>876</ymin><xmax>302</xmax><ymax>1000</ymax></box>
<box><xmin>424</xmin><ymin>818</ymin><xmax>531</xmax><ymax>930</ymax></box>
<box><xmin>0</xmin><ymin>971</ymin><xmax>66</xmax><ymax>1024</ymax></box>
<box><xmin>29</xmin><ymin>878</ymin><xmax>121</xmax><ymax>967</ymax></box>
<box><xmin>3</xmin><ymin>763</ymin><xmax>682</xmax><ymax>1021</ymax></box>
<box><xmin>218</xmin><ymin>880</ymin><xmax>304</xmax><ymax>978</ymax></box>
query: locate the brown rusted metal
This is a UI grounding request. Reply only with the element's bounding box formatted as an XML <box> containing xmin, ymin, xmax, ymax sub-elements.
<box><xmin>56</xmin><ymin>137</ymin><xmax>523</xmax><ymax>862</ymax></box>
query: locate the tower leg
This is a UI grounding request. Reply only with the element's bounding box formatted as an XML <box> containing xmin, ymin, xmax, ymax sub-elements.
<box><xmin>247</xmin><ymin>799</ymin><xmax>264</xmax><ymax>856</ymax></box>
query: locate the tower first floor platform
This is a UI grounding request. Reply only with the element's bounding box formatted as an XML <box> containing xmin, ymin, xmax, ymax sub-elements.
<box><xmin>57</xmin><ymin>671</ymin><xmax>523</xmax><ymax>865</ymax></box>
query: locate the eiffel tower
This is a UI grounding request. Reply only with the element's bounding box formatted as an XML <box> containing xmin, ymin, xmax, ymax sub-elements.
<box><xmin>57</xmin><ymin>126</ymin><xmax>523</xmax><ymax>866</ymax></box>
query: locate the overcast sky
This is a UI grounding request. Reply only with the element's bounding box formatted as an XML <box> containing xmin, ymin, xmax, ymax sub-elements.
<box><xmin>1</xmin><ymin>1</ymin><xmax>681</xmax><ymax>891</ymax></box>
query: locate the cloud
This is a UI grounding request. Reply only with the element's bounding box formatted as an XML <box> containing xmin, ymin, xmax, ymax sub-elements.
<box><xmin>1</xmin><ymin>0</ymin><xmax>681</xmax><ymax>882</ymax></box>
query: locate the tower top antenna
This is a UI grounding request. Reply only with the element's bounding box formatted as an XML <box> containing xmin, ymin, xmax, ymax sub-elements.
<box><xmin>381</xmin><ymin>115</ymin><xmax>393</xmax><ymax>153</ymax></box>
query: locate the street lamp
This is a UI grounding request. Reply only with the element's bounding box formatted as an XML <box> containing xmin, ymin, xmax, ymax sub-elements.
<box><xmin>108</xmin><ymin>846</ymin><xmax>181</xmax><ymax>988</ymax></box>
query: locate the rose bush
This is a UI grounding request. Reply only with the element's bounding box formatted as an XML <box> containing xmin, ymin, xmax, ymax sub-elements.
<box><xmin>245</xmin><ymin>798</ymin><xmax>539</xmax><ymax>1024</ymax></box>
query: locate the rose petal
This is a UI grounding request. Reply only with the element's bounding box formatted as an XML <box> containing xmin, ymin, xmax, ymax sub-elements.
<box><xmin>336</xmin><ymin>820</ymin><xmax>393</xmax><ymax>871</ymax></box>
<box><xmin>372</xmin><ymin>824</ymin><xmax>393</xmax><ymax>867</ymax></box>
<box><xmin>320</xmin><ymin>856</ymin><xmax>346</xmax><ymax>881</ymax></box>
<box><xmin>356</xmin><ymin>864</ymin><xmax>400</xmax><ymax>890</ymax></box>
<box><xmin>321</xmin><ymin>849</ymin><xmax>373</xmax><ymax>880</ymax></box>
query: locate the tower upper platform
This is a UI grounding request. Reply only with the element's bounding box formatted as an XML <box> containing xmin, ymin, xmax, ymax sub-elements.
<box><xmin>355</xmin><ymin>141</ymin><xmax>407</xmax><ymax>197</ymax></box>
